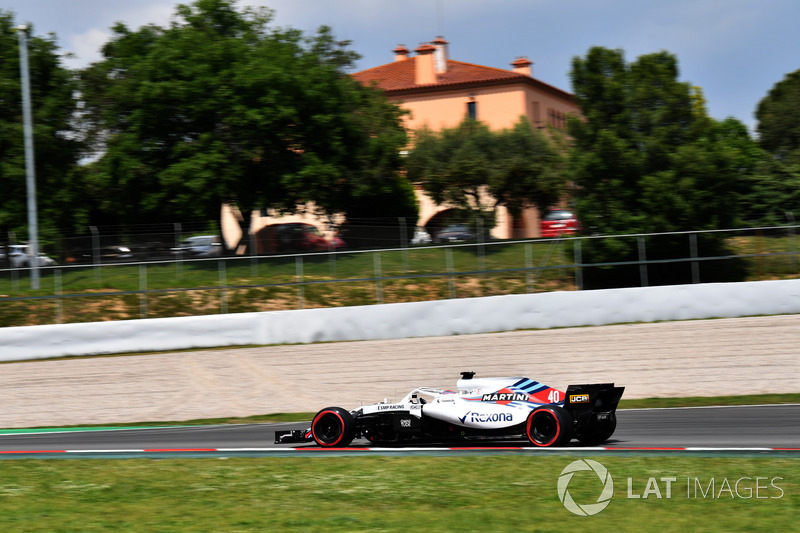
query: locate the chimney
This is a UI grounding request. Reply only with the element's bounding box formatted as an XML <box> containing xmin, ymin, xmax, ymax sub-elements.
<box><xmin>432</xmin><ymin>36</ymin><xmax>449</xmax><ymax>74</ymax></box>
<box><xmin>511</xmin><ymin>57</ymin><xmax>533</xmax><ymax>76</ymax></box>
<box><xmin>393</xmin><ymin>44</ymin><xmax>409</xmax><ymax>62</ymax></box>
<box><xmin>415</xmin><ymin>43</ymin><xmax>436</xmax><ymax>85</ymax></box>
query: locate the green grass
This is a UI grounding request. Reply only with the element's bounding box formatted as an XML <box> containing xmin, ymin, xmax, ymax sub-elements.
<box><xmin>0</xmin><ymin>456</ymin><xmax>795</xmax><ymax>531</ymax></box>
<box><xmin>618</xmin><ymin>393</ymin><xmax>800</xmax><ymax>409</ymax></box>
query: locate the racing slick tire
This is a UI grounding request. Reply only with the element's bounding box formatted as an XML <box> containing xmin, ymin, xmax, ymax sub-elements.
<box><xmin>525</xmin><ymin>405</ymin><xmax>574</xmax><ymax>447</ymax></box>
<box><xmin>311</xmin><ymin>407</ymin><xmax>356</xmax><ymax>447</ymax></box>
<box><xmin>577</xmin><ymin>412</ymin><xmax>617</xmax><ymax>446</ymax></box>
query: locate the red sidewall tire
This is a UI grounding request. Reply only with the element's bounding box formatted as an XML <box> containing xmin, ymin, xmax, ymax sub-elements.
<box><xmin>526</xmin><ymin>406</ymin><xmax>573</xmax><ymax>447</ymax></box>
<box><xmin>311</xmin><ymin>407</ymin><xmax>355</xmax><ymax>447</ymax></box>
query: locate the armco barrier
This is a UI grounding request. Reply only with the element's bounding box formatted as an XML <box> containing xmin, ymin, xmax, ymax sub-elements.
<box><xmin>2</xmin><ymin>279</ymin><xmax>799</xmax><ymax>362</ymax></box>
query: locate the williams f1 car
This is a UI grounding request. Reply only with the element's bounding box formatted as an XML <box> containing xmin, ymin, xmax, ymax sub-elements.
<box><xmin>275</xmin><ymin>372</ymin><xmax>624</xmax><ymax>447</ymax></box>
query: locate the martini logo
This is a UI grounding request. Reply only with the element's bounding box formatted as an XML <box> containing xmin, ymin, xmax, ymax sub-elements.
<box><xmin>557</xmin><ymin>459</ymin><xmax>614</xmax><ymax>516</ymax></box>
<box><xmin>481</xmin><ymin>388</ymin><xmax>528</xmax><ymax>404</ymax></box>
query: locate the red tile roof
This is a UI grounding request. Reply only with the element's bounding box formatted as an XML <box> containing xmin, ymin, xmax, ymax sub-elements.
<box><xmin>352</xmin><ymin>57</ymin><xmax>573</xmax><ymax>101</ymax></box>
<box><xmin>353</xmin><ymin>57</ymin><xmax>523</xmax><ymax>92</ymax></box>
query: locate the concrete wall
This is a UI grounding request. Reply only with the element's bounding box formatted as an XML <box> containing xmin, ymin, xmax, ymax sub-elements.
<box><xmin>2</xmin><ymin>279</ymin><xmax>799</xmax><ymax>363</ymax></box>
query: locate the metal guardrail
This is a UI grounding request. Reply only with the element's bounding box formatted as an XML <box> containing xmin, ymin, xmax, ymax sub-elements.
<box><xmin>1</xmin><ymin>225</ymin><xmax>798</xmax><ymax>325</ymax></box>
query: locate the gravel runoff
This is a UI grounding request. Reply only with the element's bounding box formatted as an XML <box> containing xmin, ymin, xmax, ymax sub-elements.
<box><xmin>1</xmin><ymin>314</ymin><xmax>798</xmax><ymax>428</ymax></box>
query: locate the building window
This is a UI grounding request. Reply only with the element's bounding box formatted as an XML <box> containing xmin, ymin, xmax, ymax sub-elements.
<box><xmin>466</xmin><ymin>101</ymin><xmax>477</xmax><ymax>120</ymax></box>
<box><xmin>548</xmin><ymin>108</ymin><xmax>566</xmax><ymax>129</ymax></box>
<box><xmin>532</xmin><ymin>101</ymin><xmax>541</xmax><ymax>127</ymax></box>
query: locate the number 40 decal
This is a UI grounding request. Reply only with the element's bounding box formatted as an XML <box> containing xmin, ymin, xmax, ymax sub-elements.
<box><xmin>547</xmin><ymin>389</ymin><xmax>561</xmax><ymax>403</ymax></box>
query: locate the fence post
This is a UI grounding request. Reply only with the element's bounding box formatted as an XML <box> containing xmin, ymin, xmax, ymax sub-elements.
<box><xmin>573</xmin><ymin>238</ymin><xmax>583</xmax><ymax>290</ymax></box>
<box><xmin>525</xmin><ymin>242</ymin><xmax>534</xmax><ymax>293</ymax></box>
<box><xmin>786</xmin><ymin>213</ymin><xmax>797</xmax><ymax>272</ymax></box>
<box><xmin>329</xmin><ymin>242</ymin><xmax>336</xmax><ymax>278</ymax></box>
<box><xmin>296</xmin><ymin>255</ymin><xmax>304</xmax><ymax>309</ymax></box>
<box><xmin>174</xmin><ymin>222</ymin><xmax>182</xmax><ymax>279</ymax></box>
<box><xmin>54</xmin><ymin>268</ymin><xmax>63</xmax><ymax>324</ymax></box>
<box><xmin>399</xmin><ymin>216</ymin><xmax>409</xmax><ymax>272</ymax></box>
<box><xmin>477</xmin><ymin>217</ymin><xmax>485</xmax><ymax>273</ymax></box>
<box><xmin>139</xmin><ymin>263</ymin><xmax>148</xmax><ymax>318</ymax></box>
<box><xmin>374</xmin><ymin>251</ymin><xmax>383</xmax><ymax>304</ymax></box>
<box><xmin>89</xmin><ymin>225</ymin><xmax>101</xmax><ymax>283</ymax></box>
<box><xmin>638</xmin><ymin>236</ymin><xmax>648</xmax><ymax>287</ymax></box>
<box><xmin>250</xmin><ymin>230</ymin><xmax>258</xmax><ymax>277</ymax></box>
<box><xmin>445</xmin><ymin>247</ymin><xmax>456</xmax><ymax>298</ymax></box>
<box><xmin>690</xmin><ymin>233</ymin><xmax>700</xmax><ymax>283</ymax></box>
<box><xmin>9</xmin><ymin>230</ymin><xmax>19</xmax><ymax>292</ymax></box>
<box><xmin>219</xmin><ymin>259</ymin><xmax>228</xmax><ymax>314</ymax></box>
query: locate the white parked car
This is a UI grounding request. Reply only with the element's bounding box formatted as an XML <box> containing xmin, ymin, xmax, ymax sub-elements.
<box><xmin>410</xmin><ymin>227</ymin><xmax>432</xmax><ymax>245</ymax></box>
<box><xmin>7</xmin><ymin>244</ymin><xmax>57</xmax><ymax>268</ymax></box>
<box><xmin>172</xmin><ymin>235</ymin><xmax>223</xmax><ymax>258</ymax></box>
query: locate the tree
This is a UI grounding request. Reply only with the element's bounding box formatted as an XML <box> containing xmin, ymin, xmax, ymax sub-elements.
<box><xmin>489</xmin><ymin>119</ymin><xmax>566</xmax><ymax>219</ymax></box>
<box><xmin>0</xmin><ymin>12</ymin><xmax>84</xmax><ymax>253</ymax></box>
<box><xmin>78</xmin><ymin>0</ymin><xmax>415</xmax><ymax>248</ymax></box>
<box><xmin>738</xmin><ymin>150</ymin><xmax>800</xmax><ymax>226</ymax></box>
<box><xmin>756</xmin><ymin>68</ymin><xmax>800</xmax><ymax>157</ymax></box>
<box><xmin>568</xmin><ymin>47</ymin><xmax>754</xmax><ymax>286</ymax></box>
<box><xmin>747</xmin><ymin>68</ymin><xmax>800</xmax><ymax>225</ymax></box>
<box><xmin>407</xmin><ymin>117</ymin><xmax>565</xmax><ymax>230</ymax></box>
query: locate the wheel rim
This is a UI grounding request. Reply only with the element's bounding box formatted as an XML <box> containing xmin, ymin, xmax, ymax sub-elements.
<box><xmin>314</xmin><ymin>412</ymin><xmax>343</xmax><ymax>445</ymax></box>
<box><xmin>529</xmin><ymin>410</ymin><xmax>559</xmax><ymax>445</ymax></box>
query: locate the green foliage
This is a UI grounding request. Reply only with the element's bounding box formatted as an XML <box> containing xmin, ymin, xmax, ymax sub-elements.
<box><xmin>739</xmin><ymin>150</ymin><xmax>800</xmax><ymax>226</ymax></box>
<box><xmin>407</xmin><ymin>117</ymin><xmax>566</xmax><ymax>227</ymax></box>
<box><xmin>747</xmin><ymin>68</ymin><xmax>800</xmax><ymax>225</ymax></box>
<box><xmin>756</xmin><ymin>68</ymin><xmax>800</xmax><ymax>156</ymax></box>
<box><xmin>78</xmin><ymin>0</ymin><xmax>414</xmax><ymax>231</ymax></box>
<box><xmin>568</xmin><ymin>47</ymin><xmax>760</xmax><ymax>286</ymax></box>
<box><xmin>0</xmin><ymin>12</ymin><xmax>85</xmax><ymax>245</ymax></box>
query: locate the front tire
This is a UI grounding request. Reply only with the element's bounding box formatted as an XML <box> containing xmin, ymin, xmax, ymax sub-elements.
<box><xmin>526</xmin><ymin>406</ymin><xmax>573</xmax><ymax>447</ymax></box>
<box><xmin>311</xmin><ymin>407</ymin><xmax>356</xmax><ymax>447</ymax></box>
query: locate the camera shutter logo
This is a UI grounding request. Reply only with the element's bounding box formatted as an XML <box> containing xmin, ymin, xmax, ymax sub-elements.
<box><xmin>557</xmin><ymin>459</ymin><xmax>614</xmax><ymax>516</ymax></box>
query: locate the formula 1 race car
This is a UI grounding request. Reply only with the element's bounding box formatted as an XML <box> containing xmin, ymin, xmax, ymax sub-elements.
<box><xmin>275</xmin><ymin>372</ymin><xmax>624</xmax><ymax>447</ymax></box>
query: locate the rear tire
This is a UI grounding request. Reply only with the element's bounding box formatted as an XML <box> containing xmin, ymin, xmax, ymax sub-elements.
<box><xmin>311</xmin><ymin>407</ymin><xmax>356</xmax><ymax>447</ymax></box>
<box><xmin>526</xmin><ymin>406</ymin><xmax>573</xmax><ymax>447</ymax></box>
<box><xmin>577</xmin><ymin>413</ymin><xmax>617</xmax><ymax>446</ymax></box>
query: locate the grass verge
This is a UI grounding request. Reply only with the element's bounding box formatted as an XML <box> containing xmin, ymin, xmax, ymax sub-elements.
<box><xmin>0</xmin><ymin>456</ymin><xmax>795</xmax><ymax>531</ymax></box>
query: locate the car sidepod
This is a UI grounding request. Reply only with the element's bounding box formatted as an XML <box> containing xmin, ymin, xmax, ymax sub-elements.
<box><xmin>356</xmin><ymin>402</ymin><xmax>424</xmax><ymax>444</ymax></box>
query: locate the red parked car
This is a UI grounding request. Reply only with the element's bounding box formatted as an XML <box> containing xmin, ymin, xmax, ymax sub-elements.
<box><xmin>540</xmin><ymin>209</ymin><xmax>579</xmax><ymax>237</ymax></box>
<box><xmin>256</xmin><ymin>223</ymin><xmax>345</xmax><ymax>253</ymax></box>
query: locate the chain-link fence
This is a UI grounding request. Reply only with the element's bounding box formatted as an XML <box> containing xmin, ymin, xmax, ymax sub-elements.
<box><xmin>1</xmin><ymin>224</ymin><xmax>798</xmax><ymax>327</ymax></box>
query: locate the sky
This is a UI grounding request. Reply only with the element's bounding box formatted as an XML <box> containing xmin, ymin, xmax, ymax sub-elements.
<box><xmin>4</xmin><ymin>0</ymin><xmax>799</xmax><ymax>133</ymax></box>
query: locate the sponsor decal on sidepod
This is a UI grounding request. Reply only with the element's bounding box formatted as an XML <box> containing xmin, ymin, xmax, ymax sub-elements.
<box><xmin>458</xmin><ymin>411</ymin><xmax>513</xmax><ymax>424</ymax></box>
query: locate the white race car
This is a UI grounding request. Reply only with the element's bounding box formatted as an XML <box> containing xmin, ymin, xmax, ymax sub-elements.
<box><xmin>275</xmin><ymin>372</ymin><xmax>624</xmax><ymax>447</ymax></box>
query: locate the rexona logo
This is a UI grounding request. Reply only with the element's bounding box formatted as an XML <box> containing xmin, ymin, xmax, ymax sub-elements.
<box><xmin>557</xmin><ymin>459</ymin><xmax>614</xmax><ymax>516</ymax></box>
<box><xmin>457</xmin><ymin>412</ymin><xmax>513</xmax><ymax>424</ymax></box>
<box><xmin>569</xmin><ymin>394</ymin><xmax>590</xmax><ymax>403</ymax></box>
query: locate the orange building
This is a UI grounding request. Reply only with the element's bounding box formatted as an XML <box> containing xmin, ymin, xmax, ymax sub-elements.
<box><xmin>353</xmin><ymin>37</ymin><xmax>579</xmax><ymax>238</ymax></box>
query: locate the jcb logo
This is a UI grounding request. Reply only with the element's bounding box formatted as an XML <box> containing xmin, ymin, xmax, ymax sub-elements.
<box><xmin>570</xmin><ymin>394</ymin><xmax>589</xmax><ymax>403</ymax></box>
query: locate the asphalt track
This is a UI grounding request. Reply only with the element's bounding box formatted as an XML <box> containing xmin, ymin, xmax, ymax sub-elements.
<box><xmin>0</xmin><ymin>404</ymin><xmax>798</xmax><ymax>458</ymax></box>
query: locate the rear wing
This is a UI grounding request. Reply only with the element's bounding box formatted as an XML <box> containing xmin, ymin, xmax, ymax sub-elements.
<box><xmin>562</xmin><ymin>383</ymin><xmax>625</xmax><ymax>420</ymax></box>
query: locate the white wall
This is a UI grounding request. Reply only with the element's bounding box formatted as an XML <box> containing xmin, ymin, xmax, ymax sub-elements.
<box><xmin>2</xmin><ymin>279</ymin><xmax>799</xmax><ymax>362</ymax></box>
